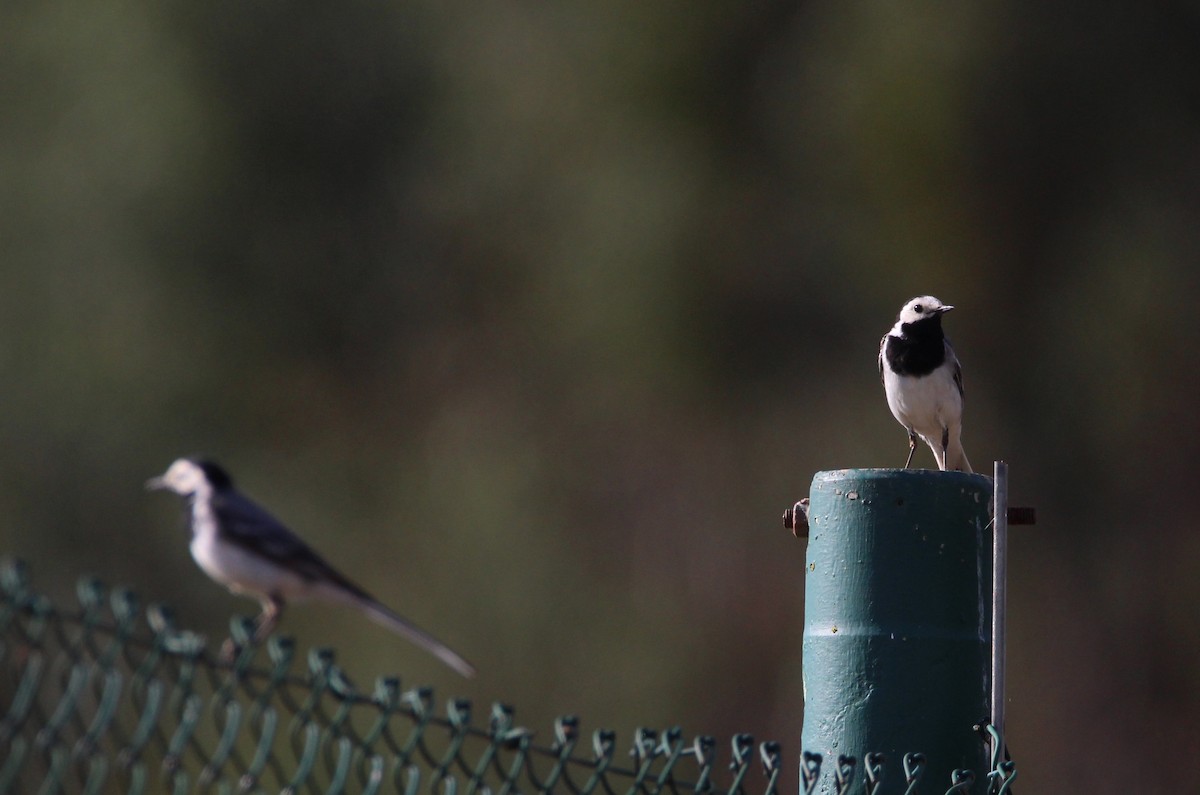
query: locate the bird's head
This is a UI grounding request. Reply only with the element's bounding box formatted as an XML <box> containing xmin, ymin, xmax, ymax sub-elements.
<box><xmin>146</xmin><ymin>457</ymin><xmax>233</xmax><ymax>496</ymax></box>
<box><xmin>897</xmin><ymin>295</ymin><xmax>953</xmax><ymax>327</ymax></box>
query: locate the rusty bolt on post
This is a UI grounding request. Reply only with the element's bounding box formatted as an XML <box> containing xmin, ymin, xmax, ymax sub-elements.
<box><xmin>1006</xmin><ymin>506</ymin><xmax>1036</xmax><ymax>525</ymax></box>
<box><xmin>784</xmin><ymin>499</ymin><xmax>810</xmax><ymax>537</ymax></box>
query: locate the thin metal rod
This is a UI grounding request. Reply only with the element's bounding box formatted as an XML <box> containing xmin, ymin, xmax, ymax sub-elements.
<box><xmin>991</xmin><ymin>461</ymin><xmax>1009</xmax><ymax>742</ymax></box>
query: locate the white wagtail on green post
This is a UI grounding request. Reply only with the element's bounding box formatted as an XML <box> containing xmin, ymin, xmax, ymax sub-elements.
<box><xmin>146</xmin><ymin>457</ymin><xmax>476</xmax><ymax>677</ymax></box>
<box><xmin>878</xmin><ymin>296</ymin><xmax>973</xmax><ymax>473</ymax></box>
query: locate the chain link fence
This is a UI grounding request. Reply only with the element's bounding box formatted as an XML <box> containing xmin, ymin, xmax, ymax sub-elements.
<box><xmin>0</xmin><ymin>559</ymin><xmax>786</xmax><ymax>795</ymax></box>
<box><xmin>1</xmin><ymin>558</ymin><xmax>1016</xmax><ymax>794</ymax></box>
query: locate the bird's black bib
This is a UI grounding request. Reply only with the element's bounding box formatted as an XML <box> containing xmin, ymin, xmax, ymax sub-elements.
<box><xmin>884</xmin><ymin>319</ymin><xmax>947</xmax><ymax>377</ymax></box>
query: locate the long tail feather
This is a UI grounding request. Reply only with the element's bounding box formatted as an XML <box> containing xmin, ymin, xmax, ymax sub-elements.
<box><xmin>358</xmin><ymin>598</ymin><xmax>477</xmax><ymax>678</ymax></box>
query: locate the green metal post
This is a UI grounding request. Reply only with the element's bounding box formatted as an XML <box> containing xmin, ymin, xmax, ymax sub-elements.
<box><xmin>802</xmin><ymin>469</ymin><xmax>993</xmax><ymax>793</ymax></box>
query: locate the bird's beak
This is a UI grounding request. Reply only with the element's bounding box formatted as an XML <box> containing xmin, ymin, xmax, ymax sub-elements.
<box><xmin>938</xmin><ymin>305</ymin><xmax>955</xmax><ymax>314</ymax></box>
<box><xmin>145</xmin><ymin>475</ymin><xmax>167</xmax><ymax>491</ymax></box>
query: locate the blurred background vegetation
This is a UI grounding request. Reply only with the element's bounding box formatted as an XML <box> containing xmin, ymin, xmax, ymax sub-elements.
<box><xmin>2</xmin><ymin>1</ymin><xmax>1199</xmax><ymax>791</ymax></box>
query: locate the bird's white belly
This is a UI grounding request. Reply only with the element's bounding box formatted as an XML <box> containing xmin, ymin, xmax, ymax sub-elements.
<box><xmin>189</xmin><ymin>531</ymin><xmax>311</xmax><ymax>602</ymax></box>
<box><xmin>884</xmin><ymin>367</ymin><xmax>962</xmax><ymax>440</ymax></box>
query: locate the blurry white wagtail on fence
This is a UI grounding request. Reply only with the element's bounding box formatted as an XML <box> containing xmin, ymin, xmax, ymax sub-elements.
<box><xmin>147</xmin><ymin>457</ymin><xmax>476</xmax><ymax>677</ymax></box>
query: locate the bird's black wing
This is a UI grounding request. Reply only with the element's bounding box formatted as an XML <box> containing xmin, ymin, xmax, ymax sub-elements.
<box><xmin>211</xmin><ymin>490</ymin><xmax>370</xmax><ymax>599</ymax></box>
<box><xmin>947</xmin><ymin>340</ymin><xmax>965</xmax><ymax>403</ymax></box>
<box><xmin>878</xmin><ymin>335</ymin><xmax>888</xmax><ymax>383</ymax></box>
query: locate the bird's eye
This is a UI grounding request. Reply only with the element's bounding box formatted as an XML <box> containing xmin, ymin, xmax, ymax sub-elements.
<box><xmin>913</xmin><ymin>304</ymin><xmax>924</xmax><ymax>314</ymax></box>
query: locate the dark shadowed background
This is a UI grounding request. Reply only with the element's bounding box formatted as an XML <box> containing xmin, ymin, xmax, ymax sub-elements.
<box><xmin>2</xmin><ymin>2</ymin><xmax>1198</xmax><ymax>792</ymax></box>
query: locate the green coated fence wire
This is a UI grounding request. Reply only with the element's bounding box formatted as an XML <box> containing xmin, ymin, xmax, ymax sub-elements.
<box><xmin>1</xmin><ymin>558</ymin><xmax>1017</xmax><ymax>795</ymax></box>
<box><xmin>0</xmin><ymin>559</ymin><xmax>785</xmax><ymax>795</ymax></box>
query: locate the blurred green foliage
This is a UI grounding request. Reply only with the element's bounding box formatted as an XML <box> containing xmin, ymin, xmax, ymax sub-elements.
<box><xmin>2</xmin><ymin>1</ymin><xmax>1199</xmax><ymax>791</ymax></box>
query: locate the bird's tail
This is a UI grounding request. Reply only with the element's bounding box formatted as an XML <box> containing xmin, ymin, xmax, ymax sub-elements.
<box><xmin>357</xmin><ymin>597</ymin><xmax>477</xmax><ymax>678</ymax></box>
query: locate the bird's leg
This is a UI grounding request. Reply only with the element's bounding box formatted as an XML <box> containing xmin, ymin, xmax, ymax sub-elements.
<box><xmin>221</xmin><ymin>596</ymin><xmax>284</xmax><ymax>662</ymax></box>
<box><xmin>940</xmin><ymin>427</ymin><xmax>950</xmax><ymax>471</ymax></box>
<box><xmin>254</xmin><ymin>595</ymin><xmax>284</xmax><ymax>642</ymax></box>
<box><xmin>903</xmin><ymin>431</ymin><xmax>917</xmax><ymax>468</ymax></box>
